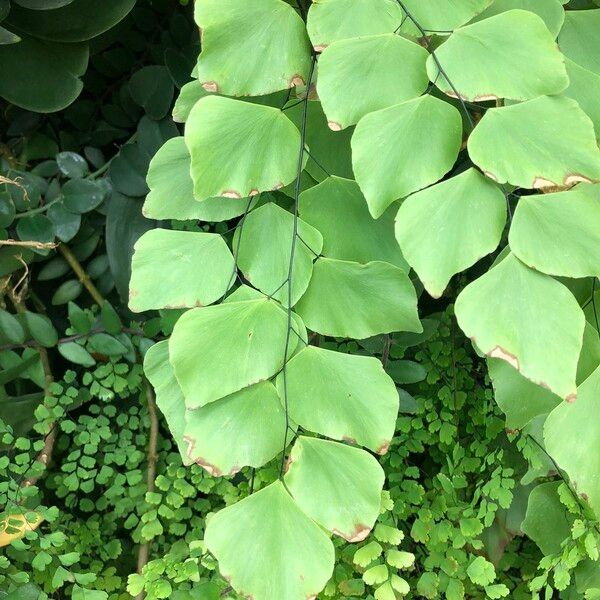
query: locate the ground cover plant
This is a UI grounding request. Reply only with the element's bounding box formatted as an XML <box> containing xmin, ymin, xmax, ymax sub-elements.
<box><xmin>1</xmin><ymin>0</ymin><xmax>600</xmax><ymax>599</ymax></box>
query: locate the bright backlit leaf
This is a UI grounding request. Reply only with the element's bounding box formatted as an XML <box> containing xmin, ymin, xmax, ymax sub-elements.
<box><xmin>285</xmin><ymin>437</ymin><xmax>385</xmax><ymax>541</ymax></box>
<box><xmin>194</xmin><ymin>0</ymin><xmax>311</xmax><ymax>96</ymax></box>
<box><xmin>235</xmin><ymin>202</ymin><xmax>323</xmax><ymax>306</ymax></box>
<box><xmin>455</xmin><ymin>253</ymin><xmax>585</xmax><ymax>400</ymax></box>
<box><xmin>509</xmin><ymin>184</ymin><xmax>600</xmax><ymax>278</ymax></box>
<box><xmin>169</xmin><ymin>299</ymin><xmax>294</xmax><ymax>408</ymax></box>
<box><xmin>143</xmin><ymin>137</ymin><xmax>255</xmax><ymax>222</ymax></box>
<box><xmin>468</xmin><ymin>95</ymin><xmax>600</xmax><ymax>189</ymax></box>
<box><xmin>143</xmin><ymin>341</ymin><xmax>191</xmax><ymax>465</ymax></box>
<box><xmin>295</xmin><ymin>258</ymin><xmax>422</xmax><ymax>338</ymax></box>
<box><xmin>204</xmin><ymin>481</ymin><xmax>334</xmax><ymax>600</ymax></box>
<box><xmin>395</xmin><ymin>168</ymin><xmax>506</xmax><ymax>298</ymax></box>
<box><xmin>472</xmin><ymin>0</ymin><xmax>565</xmax><ymax>37</ymax></box>
<box><xmin>399</xmin><ymin>0</ymin><xmax>494</xmax><ymax>32</ymax></box>
<box><xmin>317</xmin><ymin>34</ymin><xmax>428</xmax><ymax>130</ymax></box>
<box><xmin>306</xmin><ymin>0</ymin><xmax>403</xmax><ymax>51</ymax></box>
<box><xmin>299</xmin><ymin>176</ymin><xmax>407</xmax><ymax>269</ymax></box>
<box><xmin>428</xmin><ymin>10</ymin><xmax>568</xmax><ymax>101</ymax></box>
<box><xmin>557</xmin><ymin>8</ymin><xmax>600</xmax><ymax>76</ymax></box>
<box><xmin>544</xmin><ymin>366</ymin><xmax>600</xmax><ymax>519</ymax></box>
<box><xmin>183</xmin><ymin>381</ymin><xmax>286</xmax><ymax>476</ymax></box>
<box><xmin>277</xmin><ymin>345</ymin><xmax>399</xmax><ymax>454</ymax></box>
<box><xmin>129</xmin><ymin>229</ymin><xmax>234</xmax><ymax>312</ymax></box>
<box><xmin>352</xmin><ymin>95</ymin><xmax>462</xmax><ymax>218</ymax></box>
<box><xmin>185</xmin><ymin>96</ymin><xmax>300</xmax><ymax>200</ymax></box>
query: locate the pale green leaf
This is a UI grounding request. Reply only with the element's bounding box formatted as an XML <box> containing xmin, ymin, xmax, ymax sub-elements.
<box><xmin>557</xmin><ymin>8</ymin><xmax>600</xmax><ymax>76</ymax></box>
<box><xmin>306</xmin><ymin>0</ymin><xmax>403</xmax><ymax>50</ymax></box>
<box><xmin>295</xmin><ymin>258</ymin><xmax>422</xmax><ymax>338</ymax></box>
<box><xmin>468</xmin><ymin>95</ymin><xmax>600</xmax><ymax>189</ymax></box>
<box><xmin>399</xmin><ymin>0</ymin><xmax>494</xmax><ymax>32</ymax></box>
<box><xmin>204</xmin><ymin>481</ymin><xmax>334</xmax><ymax>600</ymax></box>
<box><xmin>455</xmin><ymin>253</ymin><xmax>585</xmax><ymax>400</ymax></box>
<box><xmin>427</xmin><ymin>10</ymin><xmax>568</xmax><ymax>102</ymax></box>
<box><xmin>184</xmin><ymin>381</ymin><xmax>286</xmax><ymax>476</ymax></box>
<box><xmin>285</xmin><ymin>436</ymin><xmax>384</xmax><ymax>541</ymax></box>
<box><xmin>563</xmin><ymin>58</ymin><xmax>600</xmax><ymax>140</ymax></box>
<box><xmin>172</xmin><ymin>81</ymin><xmax>208</xmax><ymax>123</ymax></box>
<box><xmin>234</xmin><ymin>202</ymin><xmax>323</xmax><ymax>306</ymax></box>
<box><xmin>395</xmin><ymin>168</ymin><xmax>506</xmax><ymax>298</ymax></box>
<box><xmin>143</xmin><ymin>137</ymin><xmax>256</xmax><ymax>222</ymax></box>
<box><xmin>471</xmin><ymin>0</ymin><xmax>565</xmax><ymax>37</ymax></box>
<box><xmin>143</xmin><ymin>341</ymin><xmax>191</xmax><ymax>465</ymax></box>
<box><xmin>169</xmin><ymin>299</ymin><xmax>294</xmax><ymax>408</ymax></box>
<box><xmin>298</xmin><ymin>176</ymin><xmax>407</xmax><ymax>269</ymax></box>
<box><xmin>129</xmin><ymin>229</ymin><xmax>234</xmax><ymax>312</ymax></box>
<box><xmin>317</xmin><ymin>34</ymin><xmax>428</xmax><ymax>130</ymax></box>
<box><xmin>277</xmin><ymin>345</ymin><xmax>399</xmax><ymax>454</ymax></box>
<box><xmin>509</xmin><ymin>184</ymin><xmax>600</xmax><ymax>278</ymax></box>
<box><xmin>521</xmin><ymin>481</ymin><xmax>573</xmax><ymax>554</ymax></box>
<box><xmin>194</xmin><ymin>0</ymin><xmax>311</xmax><ymax>96</ymax></box>
<box><xmin>185</xmin><ymin>96</ymin><xmax>300</xmax><ymax>200</ymax></box>
<box><xmin>352</xmin><ymin>95</ymin><xmax>462</xmax><ymax>218</ymax></box>
<box><xmin>545</xmin><ymin>366</ymin><xmax>600</xmax><ymax>519</ymax></box>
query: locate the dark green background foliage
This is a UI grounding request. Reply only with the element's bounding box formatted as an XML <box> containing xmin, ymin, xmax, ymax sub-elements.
<box><xmin>0</xmin><ymin>1</ymin><xmax>599</xmax><ymax>599</ymax></box>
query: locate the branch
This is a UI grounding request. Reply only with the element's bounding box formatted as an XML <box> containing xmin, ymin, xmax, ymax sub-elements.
<box><xmin>135</xmin><ymin>379</ymin><xmax>160</xmax><ymax>600</ymax></box>
<box><xmin>0</xmin><ymin>239</ymin><xmax>57</xmax><ymax>250</ymax></box>
<box><xmin>58</xmin><ymin>243</ymin><xmax>105</xmax><ymax>306</ymax></box>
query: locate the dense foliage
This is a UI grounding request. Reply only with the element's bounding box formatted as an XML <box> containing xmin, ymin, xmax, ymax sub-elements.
<box><xmin>1</xmin><ymin>0</ymin><xmax>600</xmax><ymax>599</ymax></box>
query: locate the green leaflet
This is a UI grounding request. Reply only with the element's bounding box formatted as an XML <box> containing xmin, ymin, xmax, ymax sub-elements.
<box><xmin>521</xmin><ymin>482</ymin><xmax>573</xmax><ymax>555</ymax></box>
<box><xmin>544</xmin><ymin>366</ymin><xmax>600</xmax><ymax>519</ymax></box>
<box><xmin>194</xmin><ymin>0</ymin><xmax>311</xmax><ymax>96</ymax></box>
<box><xmin>172</xmin><ymin>81</ymin><xmax>208</xmax><ymax>124</ymax></box>
<box><xmin>488</xmin><ymin>357</ymin><xmax>561</xmax><ymax>431</ymax></box>
<box><xmin>306</xmin><ymin>0</ymin><xmax>403</xmax><ymax>50</ymax></box>
<box><xmin>234</xmin><ymin>202</ymin><xmax>323</xmax><ymax>306</ymax></box>
<box><xmin>395</xmin><ymin>168</ymin><xmax>506</xmax><ymax>298</ymax></box>
<box><xmin>563</xmin><ymin>58</ymin><xmax>600</xmax><ymax>140</ymax></box>
<box><xmin>352</xmin><ymin>95</ymin><xmax>463</xmax><ymax>218</ymax></box>
<box><xmin>185</xmin><ymin>96</ymin><xmax>300</xmax><ymax>201</ymax></box>
<box><xmin>0</xmin><ymin>37</ymin><xmax>88</xmax><ymax>112</ymax></box>
<box><xmin>129</xmin><ymin>229</ymin><xmax>234</xmax><ymax>312</ymax></box>
<box><xmin>509</xmin><ymin>184</ymin><xmax>600</xmax><ymax>278</ymax></box>
<box><xmin>169</xmin><ymin>299</ymin><xmax>295</xmax><ymax>409</ymax></box>
<box><xmin>317</xmin><ymin>34</ymin><xmax>429</xmax><ymax>130</ymax></box>
<box><xmin>468</xmin><ymin>95</ymin><xmax>600</xmax><ymax>189</ymax></box>
<box><xmin>285</xmin><ymin>437</ymin><xmax>385</xmax><ymax>541</ymax></box>
<box><xmin>183</xmin><ymin>381</ymin><xmax>287</xmax><ymax>476</ymax></box>
<box><xmin>143</xmin><ymin>341</ymin><xmax>191</xmax><ymax>465</ymax></box>
<box><xmin>295</xmin><ymin>258</ymin><xmax>422</xmax><ymax>339</ymax></box>
<box><xmin>204</xmin><ymin>481</ymin><xmax>334</xmax><ymax>600</ymax></box>
<box><xmin>427</xmin><ymin>10</ymin><xmax>568</xmax><ymax>102</ymax></box>
<box><xmin>557</xmin><ymin>8</ymin><xmax>600</xmax><ymax>76</ymax></box>
<box><xmin>5</xmin><ymin>0</ymin><xmax>135</xmax><ymax>42</ymax></box>
<box><xmin>283</xmin><ymin>99</ymin><xmax>354</xmax><ymax>182</ymax></box>
<box><xmin>277</xmin><ymin>345</ymin><xmax>399</xmax><ymax>454</ymax></box>
<box><xmin>299</xmin><ymin>176</ymin><xmax>408</xmax><ymax>269</ymax></box>
<box><xmin>455</xmin><ymin>253</ymin><xmax>585</xmax><ymax>400</ymax></box>
<box><xmin>399</xmin><ymin>0</ymin><xmax>494</xmax><ymax>32</ymax></box>
<box><xmin>143</xmin><ymin>137</ymin><xmax>256</xmax><ymax>222</ymax></box>
<box><xmin>471</xmin><ymin>0</ymin><xmax>565</xmax><ymax>37</ymax></box>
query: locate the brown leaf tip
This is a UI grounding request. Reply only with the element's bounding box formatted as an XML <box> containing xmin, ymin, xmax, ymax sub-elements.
<box><xmin>566</xmin><ymin>392</ymin><xmax>577</xmax><ymax>404</ymax></box>
<box><xmin>334</xmin><ymin>524</ymin><xmax>371</xmax><ymax>543</ymax></box>
<box><xmin>564</xmin><ymin>174</ymin><xmax>592</xmax><ymax>187</ymax></box>
<box><xmin>532</xmin><ymin>176</ymin><xmax>556</xmax><ymax>189</ymax></box>
<box><xmin>489</xmin><ymin>346</ymin><xmax>519</xmax><ymax>371</ymax></box>
<box><xmin>313</xmin><ymin>44</ymin><xmax>327</xmax><ymax>53</ymax></box>
<box><xmin>202</xmin><ymin>81</ymin><xmax>219</xmax><ymax>93</ymax></box>
<box><xmin>222</xmin><ymin>190</ymin><xmax>242</xmax><ymax>199</ymax></box>
<box><xmin>377</xmin><ymin>442</ymin><xmax>390</xmax><ymax>455</ymax></box>
<box><xmin>327</xmin><ymin>121</ymin><xmax>342</xmax><ymax>132</ymax></box>
<box><xmin>289</xmin><ymin>75</ymin><xmax>306</xmax><ymax>88</ymax></box>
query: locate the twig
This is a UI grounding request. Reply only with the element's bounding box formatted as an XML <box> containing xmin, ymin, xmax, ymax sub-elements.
<box><xmin>0</xmin><ymin>239</ymin><xmax>57</xmax><ymax>250</ymax></box>
<box><xmin>58</xmin><ymin>243</ymin><xmax>105</xmax><ymax>306</ymax></box>
<box><xmin>135</xmin><ymin>379</ymin><xmax>160</xmax><ymax>600</ymax></box>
